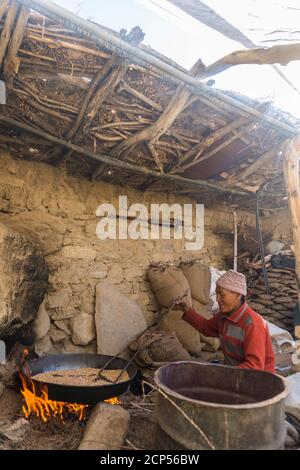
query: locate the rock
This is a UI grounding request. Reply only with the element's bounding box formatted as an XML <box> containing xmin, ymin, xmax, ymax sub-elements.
<box><xmin>95</xmin><ymin>282</ymin><xmax>147</xmax><ymax>355</ymax></box>
<box><xmin>62</xmin><ymin>338</ymin><xmax>97</xmax><ymax>354</ymax></box>
<box><xmin>131</xmin><ymin>292</ymin><xmax>149</xmax><ymax>306</ymax></box>
<box><xmin>107</xmin><ymin>265</ymin><xmax>124</xmax><ymax>284</ymax></box>
<box><xmin>0</xmin><ymin>382</ymin><xmax>4</xmax><ymax>399</ymax></box>
<box><xmin>5</xmin><ymin>211</ymin><xmax>66</xmax><ymax>256</ymax></box>
<box><xmin>49</xmin><ymin>310</ymin><xmax>74</xmax><ymax>321</ymax></box>
<box><xmin>71</xmin><ymin>313</ymin><xmax>96</xmax><ymax>346</ymax></box>
<box><xmin>54</xmin><ymin>319</ymin><xmax>71</xmax><ymax>335</ymax></box>
<box><xmin>124</xmin><ymin>266</ymin><xmax>142</xmax><ymax>281</ymax></box>
<box><xmin>33</xmin><ymin>300</ymin><xmax>50</xmax><ymax>340</ymax></box>
<box><xmin>78</xmin><ymin>403</ymin><xmax>129</xmax><ymax>450</ymax></box>
<box><xmin>0</xmin><ymin>418</ymin><xmax>29</xmax><ymax>443</ymax></box>
<box><xmin>0</xmin><ymin>223</ymin><xmax>48</xmax><ymax>337</ymax></box>
<box><xmin>47</xmin><ymin>289</ymin><xmax>70</xmax><ymax>309</ymax></box>
<box><xmin>34</xmin><ymin>333</ymin><xmax>52</xmax><ymax>357</ymax></box>
<box><xmin>89</xmin><ymin>263</ymin><xmax>108</xmax><ymax>279</ymax></box>
<box><xmin>49</xmin><ymin>324</ymin><xmax>68</xmax><ymax>343</ymax></box>
<box><xmin>62</xmin><ymin>246</ymin><xmax>96</xmax><ymax>260</ymax></box>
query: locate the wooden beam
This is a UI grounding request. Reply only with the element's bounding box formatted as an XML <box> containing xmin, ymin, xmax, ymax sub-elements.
<box><xmin>205</xmin><ymin>44</ymin><xmax>300</xmax><ymax>78</ymax></box>
<box><xmin>179</xmin><ymin>115</ymin><xmax>250</xmax><ymax>166</ymax></box>
<box><xmin>111</xmin><ymin>59</ymin><xmax>205</xmax><ymax>160</ymax></box>
<box><xmin>118</xmin><ymin>82</ymin><xmax>163</xmax><ymax>112</ymax></box>
<box><xmin>0</xmin><ymin>114</ymin><xmax>249</xmax><ymax>196</ymax></box>
<box><xmin>0</xmin><ymin>0</ymin><xmax>9</xmax><ymax>22</ymax></box>
<box><xmin>3</xmin><ymin>6</ymin><xmax>29</xmax><ymax>86</ymax></box>
<box><xmin>17</xmin><ymin>0</ymin><xmax>298</xmax><ymax>136</ymax></box>
<box><xmin>0</xmin><ymin>0</ymin><xmax>19</xmax><ymax>66</ymax></box>
<box><xmin>283</xmin><ymin>134</ymin><xmax>300</xmax><ymax>338</ymax></box>
<box><xmin>169</xmin><ymin>0</ymin><xmax>300</xmax><ymax>95</ymax></box>
<box><xmin>239</xmin><ymin>140</ymin><xmax>290</xmax><ymax>180</ymax></box>
<box><xmin>25</xmin><ymin>32</ymin><xmax>110</xmax><ymax>58</ymax></box>
<box><xmin>176</xmin><ymin>122</ymin><xmax>258</xmax><ymax>173</ymax></box>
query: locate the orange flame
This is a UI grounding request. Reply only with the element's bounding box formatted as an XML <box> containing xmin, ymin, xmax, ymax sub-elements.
<box><xmin>20</xmin><ymin>374</ymin><xmax>120</xmax><ymax>422</ymax></box>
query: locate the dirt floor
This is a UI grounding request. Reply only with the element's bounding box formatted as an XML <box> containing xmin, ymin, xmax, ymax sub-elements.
<box><xmin>1</xmin><ymin>375</ymin><xmax>299</xmax><ymax>451</ymax></box>
<box><xmin>122</xmin><ymin>392</ymin><xmax>157</xmax><ymax>450</ymax></box>
<box><xmin>0</xmin><ymin>387</ymin><xmax>85</xmax><ymax>450</ymax></box>
<box><xmin>0</xmin><ymin>385</ymin><xmax>156</xmax><ymax>450</ymax></box>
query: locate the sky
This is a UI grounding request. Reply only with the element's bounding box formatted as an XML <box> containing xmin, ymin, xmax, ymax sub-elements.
<box><xmin>52</xmin><ymin>0</ymin><xmax>300</xmax><ymax>119</ymax></box>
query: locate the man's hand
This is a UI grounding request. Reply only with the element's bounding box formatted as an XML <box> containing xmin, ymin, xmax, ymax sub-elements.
<box><xmin>175</xmin><ymin>301</ymin><xmax>190</xmax><ymax>313</ymax></box>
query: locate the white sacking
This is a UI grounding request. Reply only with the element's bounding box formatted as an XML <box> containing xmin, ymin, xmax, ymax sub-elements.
<box><xmin>291</xmin><ymin>340</ymin><xmax>300</xmax><ymax>372</ymax></box>
<box><xmin>209</xmin><ymin>266</ymin><xmax>226</xmax><ymax>313</ymax></box>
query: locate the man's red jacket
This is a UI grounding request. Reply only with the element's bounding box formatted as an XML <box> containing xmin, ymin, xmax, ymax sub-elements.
<box><xmin>183</xmin><ymin>302</ymin><xmax>275</xmax><ymax>372</ymax></box>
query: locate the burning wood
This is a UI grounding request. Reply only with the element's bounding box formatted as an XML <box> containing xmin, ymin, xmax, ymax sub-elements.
<box><xmin>20</xmin><ymin>373</ymin><xmax>89</xmax><ymax>423</ymax></box>
<box><xmin>19</xmin><ymin>365</ymin><xmax>121</xmax><ymax>422</ymax></box>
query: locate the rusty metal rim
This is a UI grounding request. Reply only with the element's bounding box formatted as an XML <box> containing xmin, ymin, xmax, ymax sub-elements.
<box><xmin>154</xmin><ymin>361</ymin><xmax>288</xmax><ymax>410</ymax></box>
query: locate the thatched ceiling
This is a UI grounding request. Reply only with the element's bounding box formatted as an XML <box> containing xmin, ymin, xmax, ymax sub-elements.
<box><xmin>0</xmin><ymin>0</ymin><xmax>299</xmax><ymax>211</ymax></box>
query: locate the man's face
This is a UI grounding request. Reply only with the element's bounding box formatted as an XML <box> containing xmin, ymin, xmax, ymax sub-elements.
<box><xmin>216</xmin><ymin>286</ymin><xmax>242</xmax><ymax>314</ymax></box>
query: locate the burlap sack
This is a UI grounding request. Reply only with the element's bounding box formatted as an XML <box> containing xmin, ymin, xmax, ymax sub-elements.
<box><xmin>158</xmin><ymin>308</ymin><xmax>202</xmax><ymax>356</ymax></box>
<box><xmin>129</xmin><ymin>330</ymin><xmax>190</xmax><ymax>367</ymax></box>
<box><xmin>192</xmin><ymin>299</ymin><xmax>220</xmax><ymax>352</ymax></box>
<box><xmin>192</xmin><ymin>299</ymin><xmax>214</xmax><ymax>319</ymax></box>
<box><xmin>148</xmin><ymin>263</ymin><xmax>192</xmax><ymax>308</ymax></box>
<box><xmin>180</xmin><ymin>261</ymin><xmax>211</xmax><ymax>305</ymax></box>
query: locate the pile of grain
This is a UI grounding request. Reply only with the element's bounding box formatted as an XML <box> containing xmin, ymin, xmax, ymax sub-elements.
<box><xmin>33</xmin><ymin>368</ymin><xmax>129</xmax><ymax>387</ymax></box>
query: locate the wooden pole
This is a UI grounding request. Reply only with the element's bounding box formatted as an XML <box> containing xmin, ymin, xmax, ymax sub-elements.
<box><xmin>284</xmin><ymin>134</ymin><xmax>300</xmax><ymax>338</ymax></box>
<box><xmin>233</xmin><ymin>209</ymin><xmax>238</xmax><ymax>271</ymax></box>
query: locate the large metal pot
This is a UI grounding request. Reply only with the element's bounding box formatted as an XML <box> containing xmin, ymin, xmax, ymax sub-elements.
<box><xmin>154</xmin><ymin>361</ymin><xmax>288</xmax><ymax>450</ymax></box>
<box><xmin>21</xmin><ymin>354</ymin><xmax>137</xmax><ymax>405</ymax></box>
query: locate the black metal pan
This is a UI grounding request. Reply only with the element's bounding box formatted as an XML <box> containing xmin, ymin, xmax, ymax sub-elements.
<box><xmin>21</xmin><ymin>353</ymin><xmax>137</xmax><ymax>405</ymax></box>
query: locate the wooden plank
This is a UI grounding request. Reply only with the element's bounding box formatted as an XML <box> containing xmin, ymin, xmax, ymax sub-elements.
<box><xmin>0</xmin><ymin>0</ymin><xmax>19</xmax><ymax>66</ymax></box>
<box><xmin>3</xmin><ymin>6</ymin><xmax>29</xmax><ymax>85</ymax></box>
<box><xmin>283</xmin><ymin>134</ymin><xmax>300</xmax><ymax>338</ymax></box>
<box><xmin>0</xmin><ymin>0</ymin><xmax>9</xmax><ymax>22</ymax></box>
<box><xmin>239</xmin><ymin>143</ymin><xmax>286</xmax><ymax>180</ymax></box>
<box><xmin>25</xmin><ymin>32</ymin><xmax>110</xmax><ymax>58</ymax></box>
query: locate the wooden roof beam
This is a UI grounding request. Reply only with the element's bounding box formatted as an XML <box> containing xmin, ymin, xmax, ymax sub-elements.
<box><xmin>0</xmin><ymin>114</ymin><xmax>249</xmax><ymax>196</ymax></box>
<box><xmin>17</xmin><ymin>0</ymin><xmax>298</xmax><ymax>136</ymax></box>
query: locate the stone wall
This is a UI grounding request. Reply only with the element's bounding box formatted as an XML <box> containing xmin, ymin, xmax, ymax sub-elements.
<box><xmin>0</xmin><ymin>153</ymin><xmax>239</xmax><ymax>354</ymax></box>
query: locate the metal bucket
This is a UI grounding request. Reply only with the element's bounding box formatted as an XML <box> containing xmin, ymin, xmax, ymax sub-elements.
<box><xmin>154</xmin><ymin>361</ymin><xmax>288</xmax><ymax>450</ymax></box>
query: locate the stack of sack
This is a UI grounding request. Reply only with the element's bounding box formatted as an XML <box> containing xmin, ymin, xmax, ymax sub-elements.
<box><xmin>148</xmin><ymin>260</ymin><xmax>221</xmax><ymax>357</ymax></box>
<box><xmin>128</xmin><ymin>330</ymin><xmax>191</xmax><ymax>368</ymax></box>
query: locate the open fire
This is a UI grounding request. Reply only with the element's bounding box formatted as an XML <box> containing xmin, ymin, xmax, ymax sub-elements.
<box><xmin>20</xmin><ymin>374</ymin><xmax>120</xmax><ymax>423</ymax></box>
<box><xmin>19</xmin><ymin>349</ymin><xmax>120</xmax><ymax>422</ymax></box>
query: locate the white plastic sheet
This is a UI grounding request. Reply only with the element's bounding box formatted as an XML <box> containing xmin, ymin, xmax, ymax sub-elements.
<box><xmin>286</xmin><ymin>372</ymin><xmax>300</xmax><ymax>420</ymax></box>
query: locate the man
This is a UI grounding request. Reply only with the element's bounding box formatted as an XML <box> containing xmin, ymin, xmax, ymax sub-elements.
<box><xmin>177</xmin><ymin>270</ymin><xmax>275</xmax><ymax>372</ymax></box>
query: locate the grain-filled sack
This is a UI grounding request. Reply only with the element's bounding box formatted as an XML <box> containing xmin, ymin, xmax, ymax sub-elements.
<box><xmin>192</xmin><ymin>299</ymin><xmax>220</xmax><ymax>352</ymax></box>
<box><xmin>129</xmin><ymin>330</ymin><xmax>190</xmax><ymax>367</ymax></box>
<box><xmin>192</xmin><ymin>299</ymin><xmax>214</xmax><ymax>319</ymax></box>
<box><xmin>180</xmin><ymin>261</ymin><xmax>211</xmax><ymax>305</ymax></box>
<box><xmin>159</xmin><ymin>308</ymin><xmax>202</xmax><ymax>356</ymax></box>
<box><xmin>148</xmin><ymin>263</ymin><xmax>192</xmax><ymax>308</ymax></box>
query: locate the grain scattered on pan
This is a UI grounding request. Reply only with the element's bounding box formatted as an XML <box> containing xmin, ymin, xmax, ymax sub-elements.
<box><xmin>33</xmin><ymin>368</ymin><xmax>130</xmax><ymax>386</ymax></box>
